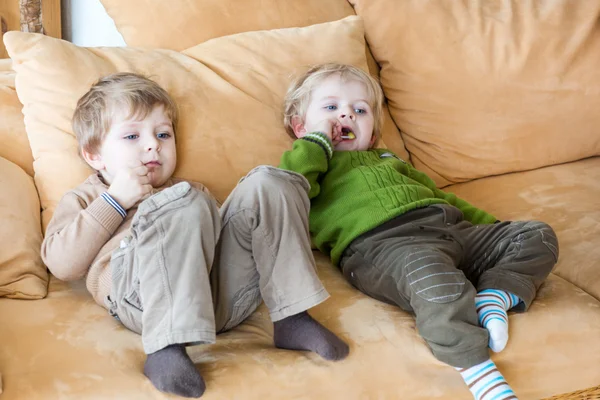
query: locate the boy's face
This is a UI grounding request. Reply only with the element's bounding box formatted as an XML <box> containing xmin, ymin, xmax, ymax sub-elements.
<box><xmin>293</xmin><ymin>74</ymin><xmax>376</xmax><ymax>151</ymax></box>
<box><xmin>84</xmin><ymin>104</ymin><xmax>177</xmax><ymax>188</ymax></box>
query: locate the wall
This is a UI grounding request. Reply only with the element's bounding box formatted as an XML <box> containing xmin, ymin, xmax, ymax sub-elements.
<box><xmin>62</xmin><ymin>0</ymin><xmax>125</xmax><ymax>46</ymax></box>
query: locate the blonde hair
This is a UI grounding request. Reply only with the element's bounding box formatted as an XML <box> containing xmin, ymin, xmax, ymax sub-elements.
<box><xmin>283</xmin><ymin>63</ymin><xmax>385</xmax><ymax>139</ymax></box>
<box><xmin>73</xmin><ymin>72</ymin><xmax>178</xmax><ymax>154</ymax></box>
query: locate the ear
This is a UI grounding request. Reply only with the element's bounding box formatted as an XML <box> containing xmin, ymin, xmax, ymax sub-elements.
<box><xmin>291</xmin><ymin>115</ymin><xmax>307</xmax><ymax>139</ymax></box>
<box><xmin>369</xmin><ymin>133</ymin><xmax>378</xmax><ymax>148</ymax></box>
<box><xmin>81</xmin><ymin>148</ymin><xmax>105</xmax><ymax>171</ymax></box>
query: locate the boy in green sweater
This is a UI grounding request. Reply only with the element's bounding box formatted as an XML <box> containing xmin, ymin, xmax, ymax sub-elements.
<box><xmin>279</xmin><ymin>63</ymin><xmax>558</xmax><ymax>400</ymax></box>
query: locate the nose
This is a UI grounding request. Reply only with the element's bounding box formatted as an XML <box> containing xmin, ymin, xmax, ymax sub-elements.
<box><xmin>144</xmin><ymin>136</ymin><xmax>161</xmax><ymax>152</ymax></box>
<box><xmin>339</xmin><ymin>106</ymin><xmax>356</xmax><ymax>121</ymax></box>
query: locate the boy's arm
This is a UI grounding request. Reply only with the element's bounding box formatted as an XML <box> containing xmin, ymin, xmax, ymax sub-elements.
<box><xmin>279</xmin><ymin>132</ymin><xmax>332</xmax><ymax>199</ymax></box>
<box><xmin>41</xmin><ymin>192</ymin><xmax>125</xmax><ymax>281</ymax></box>
<box><xmin>404</xmin><ymin>161</ymin><xmax>497</xmax><ymax>225</ymax></box>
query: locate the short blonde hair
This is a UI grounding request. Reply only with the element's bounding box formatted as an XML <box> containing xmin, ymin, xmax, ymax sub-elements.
<box><xmin>283</xmin><ymin>63</ymin><xmax>385</xmax><ymax>139</ymax></box>
<box><xmin>73</xmin><ymin>72</ymin><xmax>178</xmax><ymax>154</ymax></box>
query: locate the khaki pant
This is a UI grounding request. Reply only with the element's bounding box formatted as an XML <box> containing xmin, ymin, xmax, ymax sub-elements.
<box><xmin>107</xmin><ymin>166</ymin><xmax>328</xmax><ymax>354</ymax></box>
<box><xmin>340</xmin><ymin>204</ymin><xmax>558</xmax><ymax>368</ymax></box>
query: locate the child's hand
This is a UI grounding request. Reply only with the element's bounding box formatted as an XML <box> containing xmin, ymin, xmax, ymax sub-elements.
<box><xmin>107</xmin><ymin>162</ymin><xmax>153</xmax><ymax>210</ymax></box>
<box><xmin>308</xmin><ymin>119</ymin><xmax>343</xmax><ymax>146</ymax></box>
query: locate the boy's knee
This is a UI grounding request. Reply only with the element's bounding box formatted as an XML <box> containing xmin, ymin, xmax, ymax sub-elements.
<box><xmin>234</xmin><ymin>166</ymin><xmax>310</xmax><ymax>205</ymax></box>
<box><xmin>526</xmin><ymin>220</ymin><xmax>559</xmax><ymax>262</ymax></box>
<box><xmin>240</xmin><ymin>166</ymin><xmax>309</xmax><ymax>195</ymax></box>
<box><xmin>404</xmin><ymin>250</ymin><xmax>466</xmax><ymax>304</ymax></box>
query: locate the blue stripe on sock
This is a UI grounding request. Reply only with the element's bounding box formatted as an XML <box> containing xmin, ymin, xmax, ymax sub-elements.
<box><xmin>508</xmin><ymin>292</ymin><xmax>521</xmax><ymax>308</ymax></box>
<box><xmin>490</xmin><ymin>388</ymin><xmax>516</xmax><ymax>400</ymax></box>
<box><xmin>476</xmin><ymin>299</ymin><xmax>504</xmax><ymax>307</ymax></box>
<box><xmin>483</xmin><ymin>317</ymin><xmax>506</xmax><ymax>326</ymax></box>
<box><xmin>475</xmin><ymin>376</ymin><xmax>504</xmax><ymax>399</ymax></box>
<box><xmin>464</xmin><ymin>361</ymin><xmax>495</xmax><ymax>383</ymax></box>
<box><xmin>479</xmin><ymin>309</ymin><xmax>506</xmax><ymax>321</ymax></box>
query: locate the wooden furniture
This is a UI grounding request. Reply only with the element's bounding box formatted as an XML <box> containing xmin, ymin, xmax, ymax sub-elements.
<box><xmin>0</xmin><ymin>0</ymin><xmax>60</xmax><ymax>58</ymax></box>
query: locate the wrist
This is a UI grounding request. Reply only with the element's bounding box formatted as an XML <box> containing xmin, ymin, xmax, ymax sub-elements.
<box><xmin>101</xmin><ymin>192</ymin><xmax>127</xmax><ymax>218</ymax></box>
<box><xmin>302</xmin><ymin>132</ymin><xmax>333</xmax><ymax>159</ymax></box>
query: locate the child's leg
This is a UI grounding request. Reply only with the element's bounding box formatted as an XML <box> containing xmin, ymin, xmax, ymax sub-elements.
<box><xmin>340</xmin><ymin>207</ymin><xmax>517</xmax><ymax>399</ymax></box>
<box><xmin>211</xmin><ymin>166</ymin><xmax>348</xmax><ymax>360</ymax></box>
<box><xmin>460</xmin><ymin>220</ymin><xmax>558</xmax><ymax>352</ymax></box>
<box><xmin>107</xmin><ymin>182</ymin><xmax>220</xmax><ymax>398</ymax></box>
<box><xmin>457</xmin><ymin>359</ymin><xmax>517</xmax><ymax>400</ymax></box>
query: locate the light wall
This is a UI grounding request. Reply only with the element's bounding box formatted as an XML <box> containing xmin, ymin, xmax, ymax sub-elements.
<box><xmin>61</xmin><ymin>0</ymin><xmax>125</xmax><ymax>46</ymax></box>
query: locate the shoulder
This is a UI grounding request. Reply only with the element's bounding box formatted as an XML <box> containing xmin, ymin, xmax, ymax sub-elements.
<box><xmin>62</xmin><ymin>174</ymin><xmax>107</xmax><ymax>206</ymax></box>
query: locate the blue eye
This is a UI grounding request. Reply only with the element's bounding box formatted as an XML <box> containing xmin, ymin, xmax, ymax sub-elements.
<box><xmin>325</xmin><ymin>105</ymin><xmax>337</xmax><ymax>111</ymax></box>
<box><xmin>355</xmin><ymin>108</ymin><xmax>367</xmax><ymax>114</ymax></box>
<box><xmin>157</xmin><ymin>132</ymin><xmax>171</xmax><ymax>139</ymax></box>
<box><xmin>124</xmin><ymin>134</ymin><xmax>138</xmax><ymax>140</ymax></box>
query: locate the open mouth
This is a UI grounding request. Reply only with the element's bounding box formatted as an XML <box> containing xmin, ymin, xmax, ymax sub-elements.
<box><xmin>341</xmin><ymin>127</ymin><xmax>356</xmax><ymax>140</ymax></box>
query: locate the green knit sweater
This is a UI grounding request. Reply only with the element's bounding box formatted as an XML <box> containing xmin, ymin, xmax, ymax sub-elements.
<box><xmin>279</xmin><ymin>132</ymin><xmax>497</xmax><ymax>265</ymax></box>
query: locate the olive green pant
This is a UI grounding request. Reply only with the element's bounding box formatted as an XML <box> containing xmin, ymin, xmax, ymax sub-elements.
<box><xmin>339</xmin><ymin>204</ymin><xmax>558</xmax><ymax>368</ymax></box>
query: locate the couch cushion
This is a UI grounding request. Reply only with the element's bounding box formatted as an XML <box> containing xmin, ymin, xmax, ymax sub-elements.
<box><xmin>0</xmin><ymin>258</ymin><xmax>598</xmax><ymax>399</ymax></box>
<box><xmin>349</xmin><ymin>0</ymin><xmax>600</xmax><ymax>187</ymax></box>
<box><xmin>99</xmin><ymin>0</ymin><xmax>354</xmax><ymax>51</ymax></box>
<box><xmin>0</xmin><ymin>59</ymin><xmax>34</xmax><ymax>176</ymax></box>
<box><xmin>4</xmin><ymin>17</ymin><xmax>406</xmax><ymax>230</ymax></box>
<box><xmin>445</xmin><ymin>156</ymin><xmax>600</xmax><ymax>302</ymax></box>
<box><xmin>97</xmin><ymin>0</ymin><xmax>410</xmax><ymax>162</ymax></box>
<box><xmin>0</xmin><ymin>156</ymin><xmax>47</xmax><ymax>299</ymax></box>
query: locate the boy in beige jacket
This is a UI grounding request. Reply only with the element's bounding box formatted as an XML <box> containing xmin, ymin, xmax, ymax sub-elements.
<box><xmin>41</xmin><ymin>73</ymin><xmax>348</xmax><ymax>398</ymax></box>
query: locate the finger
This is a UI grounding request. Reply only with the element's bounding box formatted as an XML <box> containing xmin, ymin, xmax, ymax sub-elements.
<box><xmin>127</xmin><ymin>160</ymin><xmax>144</xmax><ymax>169</ymax></box>
<box><xmin>132</xmin><ymin>165</ymin><xmax>149</xmax><ymax>176</ymax></box>
<box><xmin>141</xmin><ymin>184</ymin><xmax>153</xmax><ymax>195</ymax></box>
<box><xmin>138</xmin><ymin>175</ymin><xmax>151</xmax><ymax>185</ymax></box>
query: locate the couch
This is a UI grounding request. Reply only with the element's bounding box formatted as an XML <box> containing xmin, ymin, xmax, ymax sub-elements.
<box><xmin>1</xmin><ymin>1</ymin><xmax>599</xmax><ymax>399</ymax></box>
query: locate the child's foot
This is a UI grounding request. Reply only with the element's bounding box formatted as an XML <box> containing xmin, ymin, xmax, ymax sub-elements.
<box><xmin>475</xmin><ymin>289</ymin><xmax>521</xmax><ymax>352</ymax></box>
<box><xmin>273</xmin><ymin>311</ymin><xmax>349</xmax><ymax>361</ymax></box>
<box><xmin>457</xmin><ymin>359</ymin><xmax>518</xmax><ymax>400</ymax></box>
<box><xmin>144</xmin><ymin>344</ymin><xmax>206</xmax><ymax>398</ymax></box>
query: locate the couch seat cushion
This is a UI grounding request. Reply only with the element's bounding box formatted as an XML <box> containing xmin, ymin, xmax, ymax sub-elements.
<box><xmin>0</xmin><ymin>256</ymin><xmax>598</xmax><ymax>399</ymax></box>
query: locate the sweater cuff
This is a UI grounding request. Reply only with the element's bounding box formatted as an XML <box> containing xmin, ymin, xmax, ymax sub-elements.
<box><xmin>100</xmin><ymin>192</ymin><xmax>127</xmax><ymax>218</ymax></box>
<box><xmin>85</xmin><ymin>196</ymin><xmax>126</xmax><ymax>234</ymax></box>
<box><xmin>302</xmin><ymin>132</ymin><xmax>333</xmax><ymax>159</ymax></box>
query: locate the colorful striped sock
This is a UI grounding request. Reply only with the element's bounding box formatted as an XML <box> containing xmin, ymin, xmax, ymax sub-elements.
<box><xmin>475</xmin><ymin>289</ymin><xmax>521</xmax><ymax>352</ymax></box>
<box><xmin>457</xmin><ymin>359</ymin><xmax>518</xmax><ymax>400</ymax></box>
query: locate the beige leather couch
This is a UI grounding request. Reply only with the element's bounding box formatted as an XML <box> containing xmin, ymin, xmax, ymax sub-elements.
<box><xmin>1</xmin><ymin>1</ymin><xmax>599</xmax><ymax>399</ymax></box>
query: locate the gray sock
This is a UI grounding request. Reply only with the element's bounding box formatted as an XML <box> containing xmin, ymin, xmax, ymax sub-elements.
<box><xmin>144</xmin><ymin>344</ymin><xmax>206</xmax><ymax>398</ymax></box>
<box><xmin>273</xmin><ymin>311</ymin><xmax>349</xmax><ymax>361</ymax></box>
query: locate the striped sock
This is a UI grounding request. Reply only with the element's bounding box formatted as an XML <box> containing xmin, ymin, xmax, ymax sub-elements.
<box><xmin>457</xmin><ymin>359</ymin><xmax>518</xmax><ymax>400</ymax></box>
<box><xmin>475</xmin><ymin>289</ymin><xmax>521</xmax><ymax>352</ymax></box>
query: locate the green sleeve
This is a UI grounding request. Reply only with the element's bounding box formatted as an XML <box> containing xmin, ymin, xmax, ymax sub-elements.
<box><xmin>406</xmin><ymin>163</ymin><xmax>497</xmax><ymax>225</ymax></box>
<box><xmin>279</xmin><ymin>133</ymin><xmax>331</xmax><ymax>199</ymax></box>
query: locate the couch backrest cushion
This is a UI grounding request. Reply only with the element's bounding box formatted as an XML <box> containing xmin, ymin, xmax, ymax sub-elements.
<box><xmin>0</xmin><ymin>59</ymin><xmax>34</xmax><ymax>176</ymax></box>
<box><xmin>4</xmin><ymin>17</ymin><xmax>396</xmax><ymax>230</ymax></box>
<box><xmin>350</xmin><ymin>0</ymin><xmax>600</xmax><ymax>186</ymax></box>
<box><xmin>99</xmin><ymin>0</ymin><xmax>356</xmax><ymax>51</ymax></box>
<box><xmin>97</xmin><ymin>0</ymin><xmax>410</xmax><ymax>161</ymax></box>
<box><xmin>0</xmin><ymin>156</ymin><xmax>47</xmax><ymax>299</ymax></box>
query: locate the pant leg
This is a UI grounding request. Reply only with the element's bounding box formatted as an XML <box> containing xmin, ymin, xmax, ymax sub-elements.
<box><xmin>340</xmin><ymin>206</ymin><xmax>490</xmax><ymax>368</ymax></box>
<box><xmin>107</xmin><ymin>182</ymin><xmax>221</xmax><ymax>354</ymax></box>
<box><xmin>457</xmin><ymin>218</ymin><xmax>559</xmax><ymax>310</ymax></box>
<box><xmin>212</xmin><ymin>166</ymin><xmax>329</xmax><ymax>333</ymax></box>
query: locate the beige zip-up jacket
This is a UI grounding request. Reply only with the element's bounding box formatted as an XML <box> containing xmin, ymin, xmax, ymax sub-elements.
<box><xmin>41</xmin><ymin>174</ymin><xmax>216</xmax><ymax>307</ymax></box>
